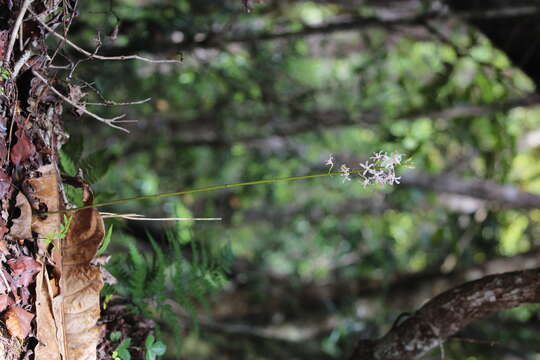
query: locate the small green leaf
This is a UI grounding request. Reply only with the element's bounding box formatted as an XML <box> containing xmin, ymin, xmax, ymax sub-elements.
<box><xmin>97</xmin><ymin>225</ymin><xmax>114</xmax><ymax>256</ymax></box>
<box><xmin>59</xmin><ymin>150</ymin><xmax>77</xmax><ymax>176</ymax></box>
<box><xmin>151</xmin><ymin>341</ymin><xmax>166</xmax><ymax>356</ymax></box>
<box><xmin>109</xmin><ymin>331</ymin><xmax>122</xmax><ymax>342</ymax></box>
<box><xmin>64</xmin><ymin>184</ymin><xmax>84</xmax><ymax>207</ymax></box>
<box><xmin>115</xmin><ymin>338</ymin><xmax>131</xmax><ymax>360</ymax></box>
<box><xmin>144</xmin><ymin>335</ymin><xmax>155</xmax><ymax>350</ymax></box>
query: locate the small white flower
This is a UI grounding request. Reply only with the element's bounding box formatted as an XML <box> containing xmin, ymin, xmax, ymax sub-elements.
<box><xmin>360</xmin><ymin>161</ymin><xmax>374</xmax><ymax>175</ymax></box>
<box><xmin>340</xmin><ymin>164</ymin><xmax>351</xmax><ymax>182</ymax></box>
<box><xmin>370</xmin><ymin>151</ymin><xmax>386</xmax><ymax>161</ymax></box>
<box><xmin>380</xmin><ymin>152</ymin><xmax>402</xmax><ymax>168</ymax></box>
<box><xmin>361</xmin><ymin>177</ymin><xmax>371</xmax><ymax>187</ymax></box>
<box><xmin>391</xmin><ymin>153</ymin><xmax>402</xmax><ymax>165</ymax></box>
<box><xmin>325</xmin><ymin>154</ymin><xmax>334</xmax><ymax>173</ymax></box>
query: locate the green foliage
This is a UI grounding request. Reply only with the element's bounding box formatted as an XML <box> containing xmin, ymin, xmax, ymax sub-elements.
<box><xmin>43</xmin><ymin>215</ymin><xmax>72</xmax><ymax>244</ymax></box>
<box><xmin>60</xmin><ymin>135</ymin><xmax>113</xmax><ymax>205</ymax></box>
<box><xmin>97</xmin><ymin>225</ymin><xmax>114</xmax><ymax>256</ymax></box>
<box><xmin>107</xmin><ymin>229</ymin><xmax>232</xmax><ymax>353</ymax></box>
<box><xmin>70</xmin><ymin>1</ymin><xmax>540</xmax><ymax>358</ymax></box>
<box><xmin>144</xmin><ymin>335</ymin><xmax>166</xmax><ymax>360</ymax></box>
<box><xmin>0</xmin><ymin>68</ymin><xmax>10</xmax><ymax>81</ymax></box>
<box><xmin>112</xmin><ymin>338</ymin><xmax>132</xmax><ymax>360</ymax></box>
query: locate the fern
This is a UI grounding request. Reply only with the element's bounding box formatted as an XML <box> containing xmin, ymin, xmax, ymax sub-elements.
<box><xmin>59</xmin><ymin>135</ymin><xmax>114</xmax><ymax>205</ymax></box>
<box><xmin>107</xmin><ymin>229</ymin><xmax>232</xmax><ymax>355</ymax></box>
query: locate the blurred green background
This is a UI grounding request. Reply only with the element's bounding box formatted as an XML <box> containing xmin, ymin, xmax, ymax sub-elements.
<box><xmin>58</xmin><ymin>1</ymin><xmax>540</xmax><ymax>359</ymax></box>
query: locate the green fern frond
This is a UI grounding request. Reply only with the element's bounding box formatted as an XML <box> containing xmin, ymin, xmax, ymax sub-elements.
<box><xmin>106</xmin><ymin>228</ymin><xmax>232</xmax><ymax>356</ymax></box>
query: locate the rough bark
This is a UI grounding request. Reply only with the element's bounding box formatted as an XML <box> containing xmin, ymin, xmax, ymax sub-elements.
<box><xmin>349</xmin><ymin>268</ymin><xmax>540</xmax><ymax>360</ymax></box>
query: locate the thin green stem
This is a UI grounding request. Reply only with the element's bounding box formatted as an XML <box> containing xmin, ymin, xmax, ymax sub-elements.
<box><xmin>49</xmin><ymin>169</ymin><xmax>359</xmax><ymax>214</ymax></box>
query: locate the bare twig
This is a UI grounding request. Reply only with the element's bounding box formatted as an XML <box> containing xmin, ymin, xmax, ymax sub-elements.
<box><xmin>0</xmin><ymin>267</ymin><xmax>10</xmax><ymax>293</ymax></box>
<box><xmin>32</xmin><ymin>70</ymin><xmax>132</xmax><ymax>132</ymax></box>
<box><xmin>11</xmin><ymin>49</ymin><xmax>32</xmax><ymax>79</ymax></box>
<box><xmin>4</xmin><ymin>0</ymin><xmax>33</xmax><ymax>66</ymax></box>
<box><xmin>99</xmin><ymin>212</ymin><xmax>221</xmax><ymax>221</ymax></box>
<box><xmin>30</xmin><ymin>10</ymin><xmax>182</xmax><ymax>64</ymax></box>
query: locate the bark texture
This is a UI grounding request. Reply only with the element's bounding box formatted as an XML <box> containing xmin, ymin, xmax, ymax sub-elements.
<box><xmin>349</xmin><ymin>269</ymin><xmax>540</xmax><ymax>360</ymax></box>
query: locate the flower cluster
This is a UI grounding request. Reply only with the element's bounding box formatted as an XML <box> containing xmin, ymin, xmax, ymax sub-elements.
<box><xmin>325</xmin><ymin>151</ymin><xmax>403</xmax><ymax>186</ymax></box>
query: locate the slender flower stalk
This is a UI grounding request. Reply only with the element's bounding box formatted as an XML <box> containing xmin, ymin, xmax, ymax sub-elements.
<box><xmin>46</xmin><ymin>152</ymin><xmax>406</xmax><ymax>214</ymax></box>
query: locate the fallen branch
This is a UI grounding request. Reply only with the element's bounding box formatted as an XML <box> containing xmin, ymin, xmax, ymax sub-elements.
<box><xmin>349</xmin><ymin>268</ymin><xmax>540</xmax><ymax>360</ymax></box>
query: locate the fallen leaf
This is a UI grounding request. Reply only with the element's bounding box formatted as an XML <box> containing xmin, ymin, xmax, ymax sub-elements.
<box><xmin>29</xmin><ymin>164</ymin><xmax>105</xmax><ymax>359</ymax></box>
<box><xmin>0</xmin><ymin>169</ymin><xmax>11</xmax><ymax>199</ymax></box>
<box><xmin>10</xmin><ymin>192</ymin><xmax>32</xmax><ymax>240</ymax></box>
<box><xmin>11</xmin><ymin>127</ymin><xmax>36</xmax><ymax>165</ymax></box>
<box><xmin>51</xmin><ymin>206</ymin><xmax>104</xmax><ymax>360</ymax></box>
<box><xmin>0</xmin><ymin>238</ymin><xmax>9</xmax><ymax>256</ymax></box>
<box><xmin>27</xmin><ymin>164</ymin><xmax>62</xmax><ymax>254</ymax></box>
<box><xmin>35</xmin><ymin>266</ymin><xmax>61</xmax><ymax>360</ymax></box>
<box><xmin>0</xmin><ymin>294</ymin><xmax>9</xmax><ymax>312</ymax></box>
<box><xmin>4</xmin><ymin>305</ymin><xmax>34</xmax><ymax>341</ymax></box>
<box><xmin>7</xmin><ymin>256</ymin><xmax>41</xmax><ymax>288</ymax></box>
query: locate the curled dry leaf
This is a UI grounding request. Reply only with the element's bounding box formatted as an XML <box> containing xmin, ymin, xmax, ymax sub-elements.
<box><xmin>50</xmin><ymin>206</ymin><xmax>104</xmax><ymax>360</ymax></box>
<box><xmin>10</xmin><ymin>192</ymin><xmax>32</xmax><ymax>240</ymax></box>
<box><xmin>4</xmin><ymin>305</ymin><xmax>34</xmax><ymax>341</ymax></box>
<box><xmin>30</xmin><ymin>162</ymin><xmax>105</xmax><ymax>360</ymax></box>
<box><xmin>35</xmin><ymin>265</ymin><xmax>60</xmax><ymax>360</ymax></box>
<box><xmin>7</xmin><ymin>256</ymin><xmax>41</xmax><ymax>288</ymax></box>
<box><xmin>11</xmin><ymin>127</ymin><xmax>36</xmax><ymax>166</ymax></box>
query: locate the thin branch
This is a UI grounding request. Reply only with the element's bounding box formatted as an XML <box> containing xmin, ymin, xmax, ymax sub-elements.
<box><xmin>11</xmin><ymin>49</ymin><xmax>32</xmax><ymax>79</ymax></box>
<box><xmin>30</xmin><ymin>10</ymin><xmax>182</xmax><ymax>64</ymax></box>
<box><xmin>32</xmin><ymin>70</ymin><xmax>131</xmax><ymax>132</ymax></box>
<box><xmin>4</xmin><ymin>0</ymin><xmax>33</xmax><ymax>66</ymax></box>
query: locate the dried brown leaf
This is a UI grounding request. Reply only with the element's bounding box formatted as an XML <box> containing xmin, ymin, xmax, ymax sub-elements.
<box><xmin>4</xmin><ymin>305</ymin><xmax>34</xmax><ymax>341</ymax></box>
<box><xmin>7</xmin><ymin>256</ymin><xmax>40</xmax><ymax>288</ymax></box>
<box><xmin>51</xmin><ymin>207</ymin><xmax>104</xmax><ymax>360</ymax></box>
<box><xmin>35</xmin><ymin>266</ymin><xmax>61</xmax><ymax>360</ymax></box>
<box><xmin>0</xmin><ymin>294</ymin><xmax>9</xmax><ymax>312</ymax></box>
<box><xmin>10</xmin><ymin>192</ymin><xmax>32</xmax><ymax>240</ymax></box>
<box><xmin>11</xmin><ymin>127</ymin><xmax>36</xmax><ymax>166</ymax></box>
<box><xmin>27</xmin><ymin>164</ymin><xmax>62</xmax><ymax>253</ymax></box>
<box><xmin>0</xmin><ymin>169</ymin><xmax>11</xmax><ymax>199</ymax></box>
<box><xmin>30</xmin><ymin>164</ymin><xmax>105</xmax><ymax>359</ymax></box>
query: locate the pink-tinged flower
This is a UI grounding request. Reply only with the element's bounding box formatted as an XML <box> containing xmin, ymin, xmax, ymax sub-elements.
<box><xmin>325</xmin><ymin>154</ymin><xmax>334</xmax><ymax>173</ymax></box>
<box><xmin>381</xmin><ymin>152</ymin><xmax>402</xmax><ymax>168</ymax></box>
<box><xmin>324</xmin><ymin>150</ymin><xmax>406</xmax><ymax>187</ymax></box>
<box><xmin>360</xmin><ymin>161</ymin><xmax>374</xmax><ymax>175</ymax></box>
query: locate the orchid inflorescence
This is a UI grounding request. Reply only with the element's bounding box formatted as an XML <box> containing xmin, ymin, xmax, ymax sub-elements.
<box><xmin>325</xmin><ymin>151</ymin><xmax>404</xmax><ymax>186</ymax></box>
